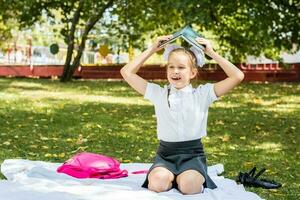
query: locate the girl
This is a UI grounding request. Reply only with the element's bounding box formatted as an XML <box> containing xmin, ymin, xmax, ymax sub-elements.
<box><xmin>120</xmin><ymin>35</ymin><xmax>244</xmax><ymax>195</ymax></box>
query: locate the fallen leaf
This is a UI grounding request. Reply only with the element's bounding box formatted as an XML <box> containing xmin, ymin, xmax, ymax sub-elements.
<box><xmin>240</xmin><ymin>136</ymin><xmax>246</xmax><ymax>140</ymax></box>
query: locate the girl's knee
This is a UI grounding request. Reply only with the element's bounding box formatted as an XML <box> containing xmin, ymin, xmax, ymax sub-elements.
<box><xmin>177</xmin><ymin>171</ymin><xmax>205</xmax><ymax>195</ymax></box>
<box><xmin>148</xmin><ymin>181</ymin><xmax>172</xmax><ymax>193</ymax></box>
<box><xmin>178</xmin><ymin>181</ymin><xmax>203</xmax><ymax>195</ymax></box>
<box><xmin>148</xmin><ymin>170</ymin><xmax>174</xmax><ymax>193</ymax></box>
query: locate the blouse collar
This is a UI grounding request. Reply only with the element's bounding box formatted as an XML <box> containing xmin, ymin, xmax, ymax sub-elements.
<box><xmin>169</xmin><ymin>84</ymin><xmax>193</xmax><ymax>95</ymax></box>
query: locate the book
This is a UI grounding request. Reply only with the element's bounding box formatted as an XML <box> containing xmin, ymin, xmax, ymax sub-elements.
<box><xmin>158</xmin><ymin>25</ymin><xmax>205</xmax><ymax>51</ymax></box>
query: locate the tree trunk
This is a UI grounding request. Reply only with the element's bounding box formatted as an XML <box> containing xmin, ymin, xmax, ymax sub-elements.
<box><xmin>60</xmin><ymin>0</ymin><xmax>114</xmax><ymax>82</ymax></box>
<box><xmin>60</xmin><ymin>0</ymin><xmax>84</xmax><ymax>82</ymax></box>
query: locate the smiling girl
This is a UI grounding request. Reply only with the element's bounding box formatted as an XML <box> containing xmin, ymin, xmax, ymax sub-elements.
<box><xmin>120</xmin><ymin>35</ymin><xmax>244</xmax><ymax>194</ymax></box>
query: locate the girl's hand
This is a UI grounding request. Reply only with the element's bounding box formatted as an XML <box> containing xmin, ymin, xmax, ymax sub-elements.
<box><xmin>196</xmin><ymin>37</ymin><xmax>215</xmax><ymax>57</ymax></box>
<box><xmin>150</xmin><ymin>35</ymin><xmax>173</xmax><ymax>53</ymax></box>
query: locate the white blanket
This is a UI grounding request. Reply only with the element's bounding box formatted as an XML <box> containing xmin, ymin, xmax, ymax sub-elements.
<box><xmin>0</xmin><ymin>159</ymin><xmax>263</xmax><ymax>200</ymax></box>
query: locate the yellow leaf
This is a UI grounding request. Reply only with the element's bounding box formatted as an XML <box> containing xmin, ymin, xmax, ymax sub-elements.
<box><xmin>240</xmin><ymin>136</ymin><xmax>246</xmax><ymax>140</ymax></box>
<box><xmin>229</xmin><ymin>145</ymin><xmax>236</xmax><ymax>150</ymax></box>
<box><xmin>40</xmin><ymin>137</ymin><xmax>49</xmax><ymax>141</ymax></box>
<box><xmin>216</xmin><ymin>120</ymin><xmax>225</xmax><ymax>125</ymax></box>
<box><xmin>80</xmin><ymin>146</ymin><xmax>88</xmax><ymax>150</ymax></box>
<box><xmin>96</xmin><ymin>124</ymin><xmax>102</xmax><ymax>128</ymax></box>
<box><xmin>59</xmin><ymin>153</ymin><xmax>65</xmax><ymax>158</ymax></box>
<box><xmin>217</xmin><ymin>152</ymin><xmax>228</xmax><ymax>156</ymax></box>
<box><xmin>3</xmin><ymin>141</ymin><xmax>10</xmax><ymax>145</ymax></box>
<box><xmin>222</xmin><ymin>135</ymin><xmax>230</xmax><ymax>142</ymax></box>
<box><xmin>243</xmin><ymin>161</ymin><xmax>253</xmax><ymax>167</ymax></box>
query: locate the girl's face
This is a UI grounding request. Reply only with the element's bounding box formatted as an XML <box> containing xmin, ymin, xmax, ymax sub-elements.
<box><xmin>167</xmin><ymin>52</ymin><xmax>197</xmax><ymax>89</ymax></box>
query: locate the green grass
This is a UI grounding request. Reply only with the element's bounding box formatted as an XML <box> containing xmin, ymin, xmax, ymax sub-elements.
<box><xmin>0</xmin><ymin>77</ymin><xmax>299</xmax><ymax>199</ymax></box>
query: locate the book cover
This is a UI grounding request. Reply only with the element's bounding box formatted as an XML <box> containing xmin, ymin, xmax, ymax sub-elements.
<box><xmin>159</xmin><ymin>25</ymin><xmax>205</xmax><ymax>51</ymax></box>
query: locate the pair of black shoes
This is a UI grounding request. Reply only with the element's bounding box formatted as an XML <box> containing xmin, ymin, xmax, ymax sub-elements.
<box><xmin>236</xmin><ymin>167</ymin><xmax>282</xmax><ymax>189</ymax></box>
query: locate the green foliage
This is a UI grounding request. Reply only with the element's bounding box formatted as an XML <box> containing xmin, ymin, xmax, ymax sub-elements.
<box><xmin>0</xmin><ymin>0</ymin><xmax>299</xmax><ymax>77</ymax></box>
<box><xmin>0</xmin><ymin>17</ymin><xmax>15</xmax><ymax>49</ymax></box>
<box><xmin>91</xmin><ymin>0</ymin><xmax>183</xmax><ymax>53</ymax></box>
<box><xmin>168</xmin><ymin>0</ymin><xmax>300</xmax><ymax>61</ymax></box>
<box><xmin>0</xmin><ymin>78</ymin><xmax>299</xmax><ymax>199</ymax></box>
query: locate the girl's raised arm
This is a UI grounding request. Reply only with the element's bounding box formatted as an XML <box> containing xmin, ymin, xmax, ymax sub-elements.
<box><xmin>120</xmin><ymin>36</ymin><xmax>171</xmax><ymax>95</ymax></box>
<box><xmin>196</xmin><ymin>38</ymin><xmax>244</xmax><ymax>97</ymax></box>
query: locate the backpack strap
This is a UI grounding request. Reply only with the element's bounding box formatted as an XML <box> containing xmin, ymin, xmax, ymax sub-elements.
<box><xmin>167</xmin><ymin>86</ymin><xmax>170</xmax><ymax>107</ymax></box>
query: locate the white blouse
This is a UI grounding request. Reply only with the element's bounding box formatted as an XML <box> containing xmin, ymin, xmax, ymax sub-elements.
<box><xmin>144</xmin><ymin>82</ymin><xmax>218</xmax><ymax>142</ymax></box>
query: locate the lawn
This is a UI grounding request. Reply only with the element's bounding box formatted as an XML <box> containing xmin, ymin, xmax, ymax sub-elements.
<box><xmin>0</xmin><ymin>78</ymin><xmax>299</xmax><ymax>199</ymax></box>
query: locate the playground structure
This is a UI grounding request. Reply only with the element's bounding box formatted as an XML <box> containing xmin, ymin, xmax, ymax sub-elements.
<box><xmin>0</xmin><ymin>42</ymin><xmax>129</xmax><ymax>67</ymax></box>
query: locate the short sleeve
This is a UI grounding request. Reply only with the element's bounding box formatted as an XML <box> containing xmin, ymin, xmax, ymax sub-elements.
<box><xmin>144</xmin><ymin>82</ymin><xmax>164</xmax><ymax>105</ymax></box>
<box><xmin>196</xmin><ymin>83</ymin><xmax>218</xmax><ymax>107</ymax></box>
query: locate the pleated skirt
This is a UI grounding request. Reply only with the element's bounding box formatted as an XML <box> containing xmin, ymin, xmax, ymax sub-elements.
<box><xmin>142</xmin><ymin>139</ymin><xmax>217</xmax><ymax>190</ymax></box>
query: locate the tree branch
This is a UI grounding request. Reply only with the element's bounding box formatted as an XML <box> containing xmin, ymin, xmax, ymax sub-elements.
<box><xmin>71</xmin><ymin>0</ymin><xmax>114</xmax><ymax>68</ymax></box>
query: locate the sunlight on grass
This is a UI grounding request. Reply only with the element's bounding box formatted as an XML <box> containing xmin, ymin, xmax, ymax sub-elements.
<box><xmin>8</xmin><ymin>81</ymin><xmax>48</xmax><ymax>90</ymax></box>
<box><xmin>254</xmin><ymin>142</ymin><xmax>282</xmax><ymax>152</ymax></box>
<box><xmin>268</xmin><ymin>103</ymin><xmax>299</xmax><ymax>113</ymax></box>
<box><xmin>230</xmin><ymin>93</ymin><xmax>300</xmax><ymax>113</ymax></box>
<box><xmin>213</xmin><ymin>101</ymin><xmax>242</xmax><ymax>108</ymax></box>
<box><xmin>0</xmin><ymin>90</ymin><xmax>150</xmax><ymax>106</ymax></box>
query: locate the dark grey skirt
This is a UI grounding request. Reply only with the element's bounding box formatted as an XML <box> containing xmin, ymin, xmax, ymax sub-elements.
<box><xmin>142</xmin><ymin>139</ymin><xmax>217</xmax><ymax>190</ymax></box>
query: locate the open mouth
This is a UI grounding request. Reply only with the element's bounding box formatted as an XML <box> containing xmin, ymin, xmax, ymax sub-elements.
<box><xmin>171</xmin><ymin>77</ymin><xmax>181</xmax><ymax>81</ymax></box>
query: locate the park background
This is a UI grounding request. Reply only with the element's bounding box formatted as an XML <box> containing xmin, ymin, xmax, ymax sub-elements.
<box><xmin>0</xmin><ymin>0</ymin><xmax>299</xmax><ymax>199</ymax></box>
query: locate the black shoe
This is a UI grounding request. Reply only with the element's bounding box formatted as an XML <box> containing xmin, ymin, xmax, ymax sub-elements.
<box><xmin>236</xmin><ymin>167</ymin><xmax>282</xmax><ymax>189</ymax></box>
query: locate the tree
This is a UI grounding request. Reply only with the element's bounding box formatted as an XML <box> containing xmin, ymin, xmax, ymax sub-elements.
<box><xmin>165</xmin><ymin>0</ymin><xmax>299</xmax><ymax>62</ymax></box>
<box><xmin>97</xmin><ymin>0</ymin><xmax>299</xmax><ymax>63</ymax></box>
<box><xmin>1</xmin><ymin>0</ymin><xmax>181</xmax><ymax>81</ymax></box>
<box><xmin>0</xmin><ymin>13</ymin><xmax>19</xmax><ymax>50</ymax></box>
<box><xmin>1</xmin><ymin>0</ymin><xmax>298</xmax><ymax>81</ymax></box>
<box><xmin>1</xmin><ymin>0</ymin><xmax>115</xmax><ymax>81</ymax></box>
<box><xmin>91</xmin><ymin>0</ymin><xmax>183</xmax><ymax>57</ymax></box>
<box><xmin>0</xmin><ymin>18</ymin><xmax>12</xmax><ymax>49</ymax></box>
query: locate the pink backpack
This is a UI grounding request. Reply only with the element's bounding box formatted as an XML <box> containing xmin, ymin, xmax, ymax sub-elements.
<box><xmin>57</xmin><ymin>152</ymin><xmax>128</xmax><ymax>179</ymax></box>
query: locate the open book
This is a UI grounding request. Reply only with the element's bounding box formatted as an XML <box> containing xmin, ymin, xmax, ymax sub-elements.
<box><xmin>159</xmin><ymin>25</ymin><xmax>205</xmax><ymax>51</ymax></box>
